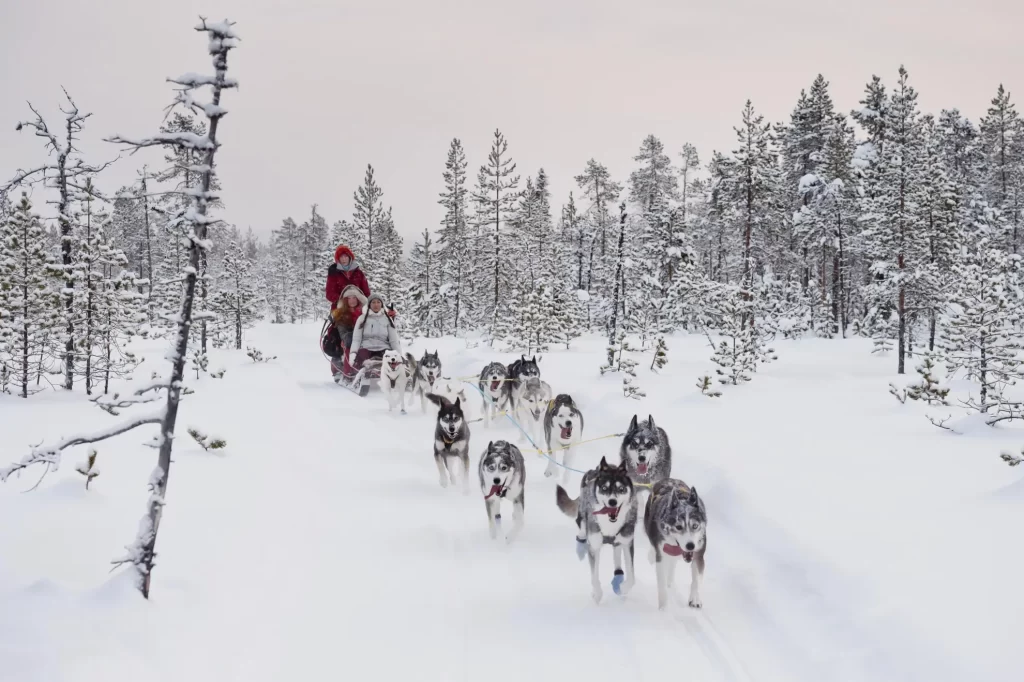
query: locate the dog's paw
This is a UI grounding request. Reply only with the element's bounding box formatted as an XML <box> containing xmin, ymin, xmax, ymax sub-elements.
<box><xmin>688</xmin><ymin>597</ymin><xmax>703</xmax><ymax>609</ymax></box>
<box><xmin>576</xmin><ymin>538</ymin><xmax>587</xmax><ymax>561</ymax></box>
<box><xmin>543</xmin><ymin>465</ymin><xmax>555</xmax><ymax>478</ymax></box>
<box><xmin>591</xmin><ymin>586</ymin><xmax>603</xmax><ymax>604</ymax></box>
<box><xmin>611</xmin><ymin>570</ymin><xmax>625</xmax><ymax>595</ymax></box>
<box><xmin>438</xmin><ymin>477</ymin><xmax>449</xmax><ymax>489</ymax></box>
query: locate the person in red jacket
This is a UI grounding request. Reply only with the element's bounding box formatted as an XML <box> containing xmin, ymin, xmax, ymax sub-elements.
<box><xmin>325</xmin><ymin>245</ymin><xmax>370</xmax><ymax>309</ymax></box>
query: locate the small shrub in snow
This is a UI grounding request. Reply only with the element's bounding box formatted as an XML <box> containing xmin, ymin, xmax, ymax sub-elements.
<box><xmin>75</xmin><ymin>449</ymin><xmax>100</xmax><ymax>490</ymax></box>
<box><xmin>190</xmin><ymin>349</ymin><xmax>209</xmax><ymax>379</ymax></box>
<box><xmin>906</xmin><ymin>352</ymin><xmax>949</xmax><ymax>405</ymax></box>
<box><xmin>246</xmin><ymin>346</ymin><xmax>276</xmax><ymax>363</ymax></box>
<box><xmin>696</xmin><ymin>375</ymin><xmax>722</xmax><ymax>398</ymax></box>
<box><xmin>888</xmin><ymin>383</ymin><xmax>908</xmax><ymax>404</ymax></box>
<box><xmin>649</xmin><ymin>335</ymin><xmax>668</xmax><ymax>372</ymax></box>
<box><xmin>188</xmin><ymin>427</ymin><xmax>227</xmax><ymax>452</ymax></box>
<box><xmin>1000</xmin><ymin>449</ymin><xmax>1023</xmax><ymax>467</ymax></box>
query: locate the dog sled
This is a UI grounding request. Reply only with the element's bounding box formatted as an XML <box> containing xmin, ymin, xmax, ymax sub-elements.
<box><xmin>320</xmin><ymin>316</ymin><xmax>383</xmax><ymax>397</ymax></box>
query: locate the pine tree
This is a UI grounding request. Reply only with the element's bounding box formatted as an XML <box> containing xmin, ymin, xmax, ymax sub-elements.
<box><xmin>352</xmin><ymin>164</ymin><xmax>383</xmax><ymax>280</ymax></box>
<box><xmin>941</xmin><ymin>200</ymin><xmax>1024</xmax><ymax>420</ymax></box>
<box><xmin>979</xmin><ymin>85</ymin><xmax>1024</xmax><ymax>253</ymax></box>
<box><xmin>437</xmin><ymin>138</ymin><xmax>470</xmax><ymax>334</ymax></box>
<box><xmin>473</xmin><ymin>129</ymin><xmax>521</xmax><ymax>329</ymax></box>
<box><xmin>210</xmin><ymin>239</ymin><xmax>263</xmax><ymax>349</ymax></box>
<box><xmin>0</xmin><ymin>193</ymin><xmax>60</xmax><ymax>398</ymax></box>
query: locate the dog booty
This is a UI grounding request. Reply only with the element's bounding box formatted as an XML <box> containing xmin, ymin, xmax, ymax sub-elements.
<box><xmin>611</xmin><ymin>569</ymin><xmax>625</xmax><ymax>595</ymax></box>
<box><xmin>575</xmin><ymin>538</ymin><xmax>587</xmax><ymax>561</ymax></box>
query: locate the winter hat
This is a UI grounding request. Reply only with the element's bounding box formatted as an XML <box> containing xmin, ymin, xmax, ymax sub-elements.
<box><xmin>334</xmin><ymin>244</ymin><xmax>355</xmax><ymax>263</ymax></box>
<box><xmin>339</xmin><ymin>284</ymin><xmax>367</xmax><ymax>307</ymax></box>
<box><xmin>367</xmin><ymin>293</ymin><xmax>385</xmax><ymax>308</ymax></box>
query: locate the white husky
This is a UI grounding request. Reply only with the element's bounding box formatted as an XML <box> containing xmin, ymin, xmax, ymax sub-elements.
<box><xmin>430</xmin><ymin>377</ymin><xmax>469</xmax><ymax>412</ymax></box>
<box><xmin>514</xmin><ymin>377</ymin><xmax>552</xmax><ymax>449</ymax></box>
<box><xmin>380</xmin><ymin>350</ymin><xmax>413</xmax><ymax>413</ymax></box>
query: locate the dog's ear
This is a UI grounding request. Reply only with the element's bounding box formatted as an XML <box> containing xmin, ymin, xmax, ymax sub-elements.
<box><xmin>629</xmin><ymin>414</ymin><xmax>638</xmax><ymax>432</ymax></box>
<box><xmin>531</xmin><ymin>355</ymin><xmax>537</xmax><ymax>363</ymax></box>
<box><xmin>648</xmin><ymin>414</ymin><xmax>656</xmax><ymax>430</ymax></box>
<box><xmin>688</xmin><ymin>486</ymin><xmax>699</xmax><ymax>505</ymax></box>
<box><xmin>599</xmin><ymin>456</ymin><xmax>609</xmax><ymax>470</ymax></box>
<box><xmin>454</xmin><ymin>397</ymin><xmax>461</xmax><ymax>411</ymax></box>
<box><xmin>487</xmin><ymin>440</ymin><xmax>494</xmax><ymax>451</ymax></box>
<box><xmin>616</xmin><ymin>459</ymin><xmax>628</xmax><ymax>473</ymax></box>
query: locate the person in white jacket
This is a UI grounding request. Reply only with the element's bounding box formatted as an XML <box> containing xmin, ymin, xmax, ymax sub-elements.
<box><xmin>349</xmin><ymin>293</ymin><xmax>401</xmax><ymax>371</ymax></box>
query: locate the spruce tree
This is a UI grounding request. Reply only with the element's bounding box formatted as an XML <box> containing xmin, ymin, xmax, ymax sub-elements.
<box><xmin>472</xmin><ymin>129</ymin><xmax>520</xmax><ymax>329</ymax></box>
<box><xmin>437</xmin><ymin>138</ymin><xmax>470</xmax><ymax>334</ymax></box>
<box><xmin>0</xmin><ymin>193</ymin><xmax>60</xmax><ymax>398</ymax></box>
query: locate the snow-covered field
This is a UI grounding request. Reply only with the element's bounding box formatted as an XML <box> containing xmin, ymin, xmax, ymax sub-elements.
<box><xmin>1</xmin><ymin>322</ymin><xmax>1021</xmax><ymax>682</ymax></box>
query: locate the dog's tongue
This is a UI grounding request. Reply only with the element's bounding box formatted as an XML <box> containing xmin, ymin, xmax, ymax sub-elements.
<box><xmin>484</xmin><ymin>484</ymin><xmax>504</xmax><ymax>500</ymax></box>
<box><xmin>560</xmin><ymin>425</ymin><xmax>572</xmax><ymax>439</ymax></box>
<box><xmin>490</xmin><ymin>380</ymin><xmax>501</xmax><ymax>391</ymax></box>
<box><xmin>663</xmin><ymin>543</ymin><xmax>683</xmax><ymax>557</ymax></box>
<box><xmin>637</xmin><ymin>463</ymin><xmax>648</xmax><ymax>475</ymax></box>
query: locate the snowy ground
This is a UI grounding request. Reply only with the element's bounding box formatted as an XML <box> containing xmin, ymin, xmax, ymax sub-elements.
<box><xmin>1</xmin><ymin>322</ymin><xmax>1021</xmax><ymax>682</ymax></box>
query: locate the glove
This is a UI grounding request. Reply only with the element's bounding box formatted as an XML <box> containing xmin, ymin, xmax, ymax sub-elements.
<box><xmin>386</xmin><ymin>305</ymin><xmax>397</xmax><ymax>319</ymax></box>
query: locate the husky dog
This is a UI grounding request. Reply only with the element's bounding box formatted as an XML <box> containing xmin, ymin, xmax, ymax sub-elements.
<box><xmin>379</xmin><ymin>350</ymin><xmax>413</xmax><ymax>413</ymax></box>
<box><xmin>478</xmin><ymin>440</ymin><xmax>526</xmax><ymax>543</ymax></box>
<box><xmin>556</xmin><ymin>457</ymin><xmax>637</xmax><ymax>603</ymax></box>
<box><xmin>543</xmin><ymin>394</ymin><xmax>584</xmax><ymax>484</ymax></box>
<box><xmin>644</xmin><ymin>479</ymin><xmax>707</xmax><ymax>610</ymax></box>
<box><xmin>430</xmin><ymin>376</ymin><xmax>469</xmax><ymax>410</ymax></box>
<box><xmin>620</xmin><ymin>415</ymin><xmax>672</xmax><ymax>503</ymax></box>
<box><xmin>409</xmin><ymin>351</ymin><xmax>443</xmax><ymax>412</ymax></box>
<box><xmin>507</xmin><ymin>354</ymin><xmax>541</xmax><ymax>399</ymax></box>
<box><xmin>478</xmin><ymin>362</ymin><xmax>511</xmax><ymax>428</ymax></box>
<box><xmin>425</xmin><ymin>393</ymin><xmax>470</xmax><ymax>493</ymax></box>
<box><xmin>515</xmin><ymin>377</ymin><xmax>552</xmax><ymax>447</ymax></box>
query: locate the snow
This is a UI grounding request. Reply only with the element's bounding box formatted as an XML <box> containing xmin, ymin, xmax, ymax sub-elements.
<box><xmin>1</xmin><ymin>323</ymin><xmax>1021</xmax><ymax>681</ymax></box>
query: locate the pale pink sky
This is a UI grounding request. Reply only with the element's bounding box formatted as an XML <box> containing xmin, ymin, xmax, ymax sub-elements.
<box><xmin>2</xmin><ymin>0</ymin><xmax>1021</xmax><ymax>245</ymax></box>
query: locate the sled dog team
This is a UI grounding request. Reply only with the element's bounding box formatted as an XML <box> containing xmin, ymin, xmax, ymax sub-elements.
<box><xmin>390</xmin><ymin>350</ymin><xmax>708</xmax><ymax>611</ymax></box>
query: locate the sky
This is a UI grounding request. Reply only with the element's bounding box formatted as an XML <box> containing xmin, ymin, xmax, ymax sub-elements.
<box><xmin>1</xmin><ymin>0</ymin><xmax>1022</xmax><ymax>248</ymax></box>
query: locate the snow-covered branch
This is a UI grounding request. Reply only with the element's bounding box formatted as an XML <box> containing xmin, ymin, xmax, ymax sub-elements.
<box><xmin>0</xmin><ymin>410</ymin><xmax>165</xmax><ymax>482</ymax></box>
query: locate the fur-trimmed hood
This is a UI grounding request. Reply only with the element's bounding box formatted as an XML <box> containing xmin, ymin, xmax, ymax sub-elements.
<box><xmin>339</xmin><ymin>284</ymin><xmax>368</xmax><ymax>307</ymax></box>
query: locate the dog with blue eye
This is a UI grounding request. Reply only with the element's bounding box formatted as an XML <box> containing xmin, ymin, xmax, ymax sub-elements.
<box><xmin>556</xmin><ymin>457</ymin><xmax>638</xmax><ymax>603</ymax></box>
<box><xmin>644</xmin><ymin>478</ymin><xmax>707</xmax><ymax>610</ymax></box>
<box><xmin>478</xmin><ymin>440</ymin><xmax>526</xmax><ymax>543</ymax></box>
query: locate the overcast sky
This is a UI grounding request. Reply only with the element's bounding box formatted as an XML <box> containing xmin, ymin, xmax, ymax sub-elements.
<box><xmin>2</xmin><ymin>0</ymin><xmax>1021</xmax><ymax>247</ymax></box>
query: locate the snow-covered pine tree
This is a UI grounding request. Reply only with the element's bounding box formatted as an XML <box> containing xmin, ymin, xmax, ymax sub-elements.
<box><xmin>406</xmin><ymin>227</ymin><xmax>441</xmax><ymax>337</ymax></box>
<box><xmin>352</xmin><ymin>164</ymin><xmax>383</xmax><ymax>281</ymax></box>
<box><xmin>725</xmin><ymin>101</ymin><xmax>781</xmax><ymax>300</ymax></box>
<box><xmin>860</xmin><ymin>67</ymin><xmax>928</xmax><ymax>373</ymax></box>
<box><xmin>5</xmin><ymin>91</ymin><xmax>113</xmax><ymax>391</ymax></box>
<box><xmin>473</xmin><ymin>129</ymin><xmax>521</xmax><ymax>331</ymax></box>
<box><xmin>0</xmin><ymin>193</ymin><xmax>61</xmax><ymax>398</ymax></box>
<box><xmin>209</xmin><ymin>239</ymin><xmax>263</xmax><ymax>349</ymax></box>
<box><xmin>905</xmin><ymin>350</ymin><xmax>950</xmax><ymax>405</ymax></box>
<box><xmin>437</xmin><ymin>138</ymin><xmax>470</xmax><ymax>334</ymax></box>
<box><xmin>941</xmin><ymin>198</ymin><xmax>1024</xmax><ymax>421</ymax></box>
<box><xmin>373</xmin><ymin>207</ymin><xmax>404</xmax><ymax>307</ymax></box>
<box><xmin>574</xmin><ymin>159</ymin><xmax>622</xmax><ymax>329</ymax></box>
<box><xmin>978</xmin><ymin>85</ymin><xmax>1023</xmax><ymax>253</ymax></box>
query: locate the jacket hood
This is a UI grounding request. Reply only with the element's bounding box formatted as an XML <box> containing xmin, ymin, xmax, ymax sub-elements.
<box><xmin>334</xmin><ymin>244</ymin><xmax>355</xmax><ymax>263</ymax></box>
<box><xmin>339</xmin><ymin>284</ymin><xmax>367</xmax><ymax>306</ymax></box>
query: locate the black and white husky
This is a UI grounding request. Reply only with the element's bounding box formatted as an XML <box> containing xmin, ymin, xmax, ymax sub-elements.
<box><xmin>478</xmin><ymin>440</ymin><xmax>526</xmax><ymax>543</ymax></box>
<box><xmin>543</xmin><ymin>394</ymin><xmax>584</xmax><ymax>484</ymax></box>
<box><xmin>478</xmin><ymin>362</ymin><xmax>511</xmax><ymax>428</ymax></box>
<box><xmin>515</xmin><ymin>377</ymin><xmax>552</xmax><ymax>447</ymax></box>
<box><xmin>425</xmin><ymin>393</ymin><xmax>470</xmax><ymax>493</ymax></box>
<box><xmin>410</xmin><ymin>350</ymin><xmax>443</xmax><ymax>413</ymax></box>
<box><xmin>644</xmin><ymin>479</ymin><xmax>707</xmax><ymax>610</ymax></box>
<box><xmin>556</xmin><ymin>457</ymin><xmax>637</xmax><ymax>603</ymax></box>
<box><xmin>506</xmin><ymin>354</ymin><xmax>541</xmax><ymax>399</ymax></box>
<box><xmin>620</xmin><ymin>415</ymin><xmax>672</xmax><ymax>504</ymax></box>
<box><xmin>380</xmin><ymin>350</ymin><xmax>413</xmax><ymax>413</ymax></box>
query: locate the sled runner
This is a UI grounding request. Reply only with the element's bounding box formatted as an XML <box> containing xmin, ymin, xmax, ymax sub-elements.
<box><xmin>334</xmin><ymin>357</ymin><xmax>383</xmax><ymax>397</ymax></box>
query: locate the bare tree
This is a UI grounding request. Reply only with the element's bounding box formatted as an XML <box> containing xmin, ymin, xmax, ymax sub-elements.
<box><xmin>0</xmin><ymin>17</ymin><xmax>239</xmax><ymax>599</ymax></box>
<box><xmin>4</xmin><ymin>91</ymin><xmax>115</xmax><ymax>391</ymax></box>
